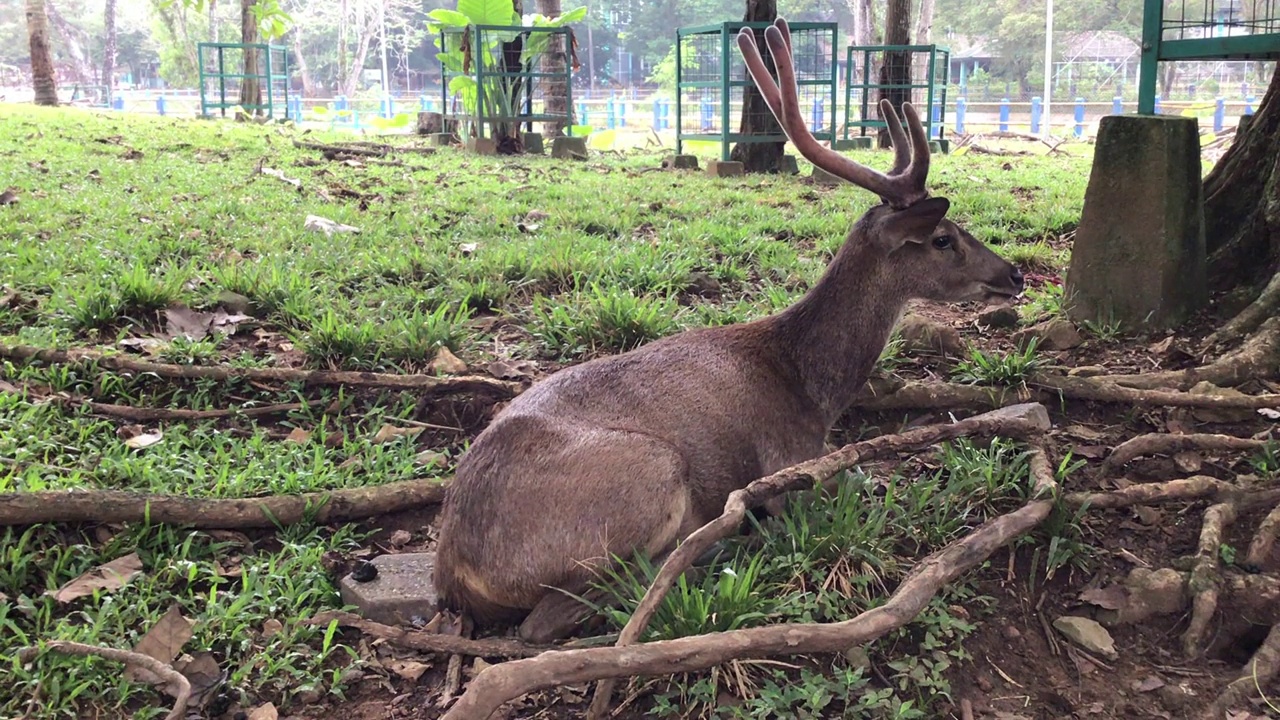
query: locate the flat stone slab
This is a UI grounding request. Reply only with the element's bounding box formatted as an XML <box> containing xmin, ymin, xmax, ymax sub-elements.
<box><xmin>706</xmin><ymin>160</ymin><xmax>744</xmax><ymax>177</ymax></box>
<box><xmin>339</xmin><ymin>552</ymin><xmax>438</xmax><ymax>626</ymax></box>
<box><xmin>832</xmin><ymin>137</ymin><xmax>874</xmax><ymax>150</ymax></box>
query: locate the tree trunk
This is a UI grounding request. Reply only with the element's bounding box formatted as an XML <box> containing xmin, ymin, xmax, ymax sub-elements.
<box><xmin>538</xmin><ymin>0</ymin><xmax>568</xmax><ymax>138</ymax></box>
<box><xmin>238</xmin><ymin>0</ymin><xmax>261</xmax><ymax>117</ymax></box>
<box><xmin>25</xmin><ymin>0</ymin><xmax>58</xmax><ymax>106</ymax></box>
<box><xmin>878</xmin><ymin>0</ymin><xmax>912</xmax><ymax>148</ymax></box>
<box><xmin>1202</xmin><ymin>64</ymin><xmax>1280</xmax><ymax>293</ymax></box>
<box><xmin>102</xmin><ymin>0</ymin><xmax>117</xmax><ymax>100</ymax></box>
<box><xmin>209</xmin><ymin>0</ymin><xmax>218</xmax><ymax>43</ymax></box>
<box><xmin>45</xmin><ymin>1</ymin><xmax>93</xmax><ymax>86</ymax></box>
<box><xmin>730</xmin><ymin>0</ymin><xmax>786</xmax><ymax>174</ymax></box>
<box><xmin>494</xmin><ymin>0</ymin><xmax>526</xmax><ymax>153</ymax></box>
<box><xmin>338</xmin><ymin>0</ymin><xmax>349</xmax><ymax>93</ymax></box>
<box><xmin>341</xmin><ymin>1</ymin><xmax>376</xmax><ymax>98</ymax></box>
<box><xmin>915</xmin><ymin>0</ymin><xmax>934</xmax><ymax>45</ymax></box>
<box><xmin>292</xmin><ymin>29</ymin><xmax>315</xmax><ymax>97</ymax></box>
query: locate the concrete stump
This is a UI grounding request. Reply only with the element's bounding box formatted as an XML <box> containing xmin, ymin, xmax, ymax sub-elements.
<box><xmin>339</xmin><ymin>552</ymin><xmax>438</xmax><ymax>626</ymax></box>
<box><xmin>706</xmin><ymin>160</ymin><xmax>744</xmax><ymax>177</ymax></box>
<box><xmin>662</xmin><ymin>154</ymin><xmax>699</xmax><ymax>170</ymax></box>
<box><xmin>523</xmin><ymin>132</ymin><xmax>545</xmax><ymax>154</ymax></box>
<box><xmin>1063</xmin><ymin>114</ymin><xmax>1207</xmax><ymax>332</ymax></box>
<box><xmin>811</xmin><ymin>167</ymin><xmax>844</xmax><ymax>185</ymax></box>
<box><xmin>551</xmin><ymin>136</ymin><xmax>588</xmax><ymax>160</ymax></box>
<box><xmin>833</xmin><ymin>137</ymin><xmax>874</xmax><ymax>150</ymax></box>
<box><xmin>777</xmin><ymin>155</ymin><xmax>800</xmax><ymax>175</ymax></box>
<box><xmin>428</xmin><ymin>133</ymin><xmax>457</xmax><ymax>147</ymax></box>
<box><xmin>465</xmin><ymin>137</ymin><xmax>498</xmax><ymax>156</ymax></box>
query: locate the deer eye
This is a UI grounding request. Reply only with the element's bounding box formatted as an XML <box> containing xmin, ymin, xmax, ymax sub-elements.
<box><xmin>932</xmin><ymin>235</ymin><xmax>954</xmax><ymax>250</ymax></box>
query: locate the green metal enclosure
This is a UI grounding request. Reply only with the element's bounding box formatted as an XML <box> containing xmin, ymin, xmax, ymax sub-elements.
<box><xmin>197</xmin><ymin>42</ymin><xmax>290</xmax><ymax>120</ymax></box>
<box><xmin>843</xmin><ymin>45</ymin><xmax>951</xmax><ymax>141</ymax></box>
<box><xmin>674</xmin><ymin>22</ymin><xmax>840</xmax><ymax>161</ymax></box>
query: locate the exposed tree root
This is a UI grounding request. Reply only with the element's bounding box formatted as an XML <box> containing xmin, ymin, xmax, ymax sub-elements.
<box><xmin>1246</xmin><ymin>503</ymin><xmax>1280</xmax><ymax>570</ymax></box>
<box><xmin>1207</xmin><ymin>623</ymin><xmax>1280</xmax><ymax>718</ymax></box>
<box><xmin>1185</xmin><ymin>502</ymin><xmax>1240</xmax><ymax>659</ymax></box>
<box><xmin>442</xmin><ymin>441</ymin><xmax>1059</xmax><ymax>720</ymax></box>
<box><xmin>1099</xmin><ymin>316</ymin><xmax>1280</xmax><ymax>391</ymax></box>
<box><xmin>1101</xmin><ymin>433</ymin><xmax>1271</xmax><ymax>475</ymax></box>
<box><xmin>0</xmin><ymin>476</ymin><xmax>450</xmax><ymax>528</ymax></box>
<box><xmin>14</xmin><ymin>640</ymin><xmax>190</xmax><ymax>720</ymax></box>
<box><xmin>1065</xmin><ymin>476</ymin><xmax>1280</xmax><ymax>511</ymax></box>
<box><xmin>306</xmin><ymin>611</ymin><xmax>553</xmax><ymax>659</ymax></box>
<box><xmin>1206</xmin><ymin>268</ymin><xmax>1280</xmax><ymax>350</ymax></box>
<box><xmin>1030</xmin><ymin>372</ymin><xmax>1280</xmax><ymax>409</ymax></box>
<box><xmin>0</xmin><ymin>344</ymin><xmax>520</xmax><ymax>397</ymax></box>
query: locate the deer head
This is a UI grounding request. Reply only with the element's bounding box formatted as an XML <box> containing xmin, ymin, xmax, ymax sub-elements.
<box><xmin>737</xmin><ymin>19</ymin><xmax>1024</xmax><ymax>305</ymax></box>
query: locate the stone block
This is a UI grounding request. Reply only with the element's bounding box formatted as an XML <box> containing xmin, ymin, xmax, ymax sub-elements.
<box><xmin>522</xmin><ymin>132</ymin><xmax>545</xmax><ymax>154</ymax></box>
<box><xmin>429</xmin><ymin>132</ymin><xmax>458</xmax><ymax>147</ymax></box>
<box><xmin>339</xmin><ymin>552</ymin><xmax>438</xmax><ymax>626</ymax></box>
<box><xmin>416</xmin><ymin>111</ymin><xmax>444</xmax><ymax>135</ymax></box>
<box><xmin>833</xmin><ymin>137</ymin><xmax>874</xmax><ymax>150</ymax></box>
<box><xmin>929</xmin><ymin>139</ymin><xmax>950</xmax><ymax>154</ymax></box>
<box><xmin>777</xmin><ymin>154</ymin><xmax>799</xmax><ymax>175</ymax></box>
<box><xmin>662</xmin><ymin>154</ymin><xmax>699</xmax><ymax>170</ymax></box>
<box><xmin>1063</xmin><ymin>115</ymin><xmax>1207</xmax><ymax>332</ymax></box>
<box><xmin>706</xmin><ymin>160</ymin><xmax>744</xmax><ymax>177</ymax></box>
<box><xmin>811</xmin><ymin>166</ymin><xmax>844</xmax><ymax>186</ymax></box>
<box><xmin>551</xmin><ymin>136</ymin><xmax>588</xmax><ymax>160</ymax></box>
<box><xmin>465</xmin><ymin>137</ymin><xmax>498</xmax><ymax>155</ymax></box>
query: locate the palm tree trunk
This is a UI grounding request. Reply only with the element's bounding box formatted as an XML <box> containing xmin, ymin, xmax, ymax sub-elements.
<box><xmin>25</xmin><ymin>0</ymin><xmax>59</xmax><ymax>106</ymax></box>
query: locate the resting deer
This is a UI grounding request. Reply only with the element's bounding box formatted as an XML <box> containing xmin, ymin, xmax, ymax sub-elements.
<box><xmin>433</xmin><ymin>17</ymin><xmax>1025</xmax><ymax>643</ymax></box>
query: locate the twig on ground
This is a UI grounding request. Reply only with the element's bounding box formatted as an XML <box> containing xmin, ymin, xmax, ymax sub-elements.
<box><xmin>292</xmin><ymin>139</ymin><xmax>389</xmax><ymax>157</ymax></box>
<box><xmin>444</xmin><ymin>440</ymin><xmax>1061</xmax><ymax>720</ymax></box>
<box><xmin>0</xmin><ymin>344</ymin><xmax>521</xmax><ymax>397</ymax></box>
<box><xmin>78</xmin><ymin>400</ymin><xmax>306</xmax><ymax>423</ymax></box>
<box><xmin>14</xmin><ymin>640</ymin><xmax>190</xmax><ymax>720</ymax></box>
<box><xmin>306</xmin><ymin>611</ymin><xmax>550</xmax><ymax>658</ymax></box>
<box><xmin>1101</xmin><ymin>433</ymin><xmax>1270</xmax><ymax>475</ymax></box>
<box><xmin>585</xmin><ymin>404</ymin><xmax>1053</xmax><ymax>719</ymax></box>
<box><xmin>0</xmin><ymin>476</ymin><xmax>450</xmax><ymax>528</ymax></box>
<box><xmin>1185</xmin><ymin>502</ymin><xmax>1239</xmax><ymax>658</ymax></box>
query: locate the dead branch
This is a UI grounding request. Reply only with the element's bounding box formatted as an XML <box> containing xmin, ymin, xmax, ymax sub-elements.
<box><xmin>15</xmin><ymin>640</ymin><xmax>190</xmax><ymax>720</ymax></box>
<box><xmin>0</xmin><ymin>476</ymin><xmax>450</xmax><ymax>528</ymax></box>
<box><xmin>1102</xmin><ymin>433</ymin><xmax>1270</xmax><ymax>475</ymax></box>
<box><xmin>586</xmin><ymin>404</ymin><xmax>1053</xmax><ymax>718</ymax></box>
<box><xmin>292</xmin><ymin>139</ymin><xmax>389</xmax><ymax>157</ymax></box>
<box><xmin>1185</xmin><ymin>502</ymin><xmax>1239</xmax><ymax>658</ymax></box>
<box><xmin>0</xmin><ymin>344</ymin><xmax>520</xmax><ymax>397</ymax></box>
<box><xmin>1207</xmin><ymin>622</ymin><xmax>1280</xmax><ymax>718</ymax></box>
<box><xmin>1246</xmin><ymin>501</ymin><xmax>1280</xmax><ymax>570</ymax></box>
<box><xmin>966</xmin><ymin>144</ymin><xmax>1033</xmax><ymax>157</ymax></box>
<box><xmin>307</xmin><ymin>611</ymin><xmax>550</xmax><ymax>658</ymax></box>
<box><xmin>1100</xmin><ymin>316</ymin><xmax>1280</xmax><ymax>391</ymax></box>
<box><xmin>78</xmin><ymin>400</ymin><xmax>306</xmax><ymax>423</ymax></box>
<box><xmin>1065</xmin><ymin>476</ymin><xmax>1280</xmax><ymax>511</ymax></box>
<box><xmin>444</xmin><ymin>445</ymin><xmax>1060</xmax><ymax>720</ymax></box>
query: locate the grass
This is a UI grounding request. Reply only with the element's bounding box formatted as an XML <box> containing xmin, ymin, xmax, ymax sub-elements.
<box><xmin>0</xmin><ymin>102</ymin><xmax>1092</xmax><ymax>719</ymax></box>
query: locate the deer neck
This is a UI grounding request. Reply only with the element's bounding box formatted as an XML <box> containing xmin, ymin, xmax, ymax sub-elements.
<box><xmin>767</xmin><ymin>236</ymin><xmax>908</xmax><ymax>426</ymax></box>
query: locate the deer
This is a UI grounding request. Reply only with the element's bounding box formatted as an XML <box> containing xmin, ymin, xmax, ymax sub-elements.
<box><xmin>432</xmin><ymin>17</ymin><xmax>1025</xmax><ymax>644</ymax></box>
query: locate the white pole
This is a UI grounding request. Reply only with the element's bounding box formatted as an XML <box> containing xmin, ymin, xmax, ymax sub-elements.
<box><xmin>1042</xmin><ymin>0</ymin><xmax>1053</xmax><ymax>138</ymax></box>
<box><xmin>380</xmin><ymin>2</ymin><xmax>391</xmax><ymax>94</ymax></box>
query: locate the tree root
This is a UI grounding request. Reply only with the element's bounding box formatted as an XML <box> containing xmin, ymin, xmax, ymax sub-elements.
<box><xmin>442</xmin><ymin>440</ymin><xmax>1060</xmax><ymax>720</ymax></box>
<box><xmin>583</xmin><ymin>404</ymin><xmax>1052</xmax><ymax>720</ymax></box>
<box><xmin>1101</xmin><ymin>433</ymin><xmax>1271</xmax><ymax>476</ymax></box>
<box><xmin>1205</xmin><ymin>267</ymin><xmax>1280</xmax><ymax>351</ymax></box>
<box><xmin>0</xmin><ymin>476</ymin><xmax>450</xmax><ymax>528</ymax></box>
<box><xmin>1246</xmin><ymin>503</ymin><xmax>1280</xmax><ymax>570</ymax></box>
<box><xmin>14</xmin><ymin>640</ymin><xmax>190</xmax><ymax>720</ymax></box>
<box><xmin>0</xmin><ymin>344</ymin><xmax>520</xmax><ymax>397</ymax></box>
<box><xmin>306</xmin><ymin>611</ymin><xmax>553</xmax><ymax>659</ymax></box>
<box><xmin>1207</xmin><ymin>623</ymin><xmax>1280</xmax><ymax>718</ymax></box>
<box><xmin>1064</xmin><ymin>475</ymin><xmax>1280</xmax><ymax>511</ymax></box>
<box><xmin>1185</xmin><ymin>502</ymin><xmax>1239</xmax><ymax>658</ymax></box>
<box><xmin>1099</xmin><ymin>316</ymin><xmax>1280</xmax><ymax>391</ymax></box>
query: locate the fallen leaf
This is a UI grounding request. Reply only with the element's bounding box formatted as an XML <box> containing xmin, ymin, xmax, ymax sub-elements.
<box><xmin>50</xmin><ymin>553</ymin><xmax>144</xmax><ymax>603</ymax></box>
<box><xmin>126</xmin><ymin>604</ymin><xmax>195</xmax><ymax>687</ymax></box>
<box><xmin>248</xmin><ymin>702</ymin><xmax>278</xmax><ymax>720</ymax></box>
<box><xmin>0</xmin><ymin>379</ymin><xmax>20</xmax><ymax>394</ymax></box>
<box><xmin>429</xmin><ymin>347</ymin><xmax>468</xmax><ymax>374</ymax></box>
<box><xmin>1259</xmin><ymin>408</ymin><xmax>1280</xmax><ymax>420</ymax></box>
<box><xmin>124</xmin><ymin>431</ymin><xmax>164</xmax><ymax>450</ymax></box>
<box><xmin>123</xmin><ymin>148</ymin><xmax>144</xmax><ymax>160</ymax></box>
<box><xmin>1079</xmin><ymin>585</ymin><xmax>1128</xmax><ymax>610</ymax></box>
<box><xmin>260</xmin><ymin>167</ymin><xmax>301</xmax><ymax>188</ymax></box>
<box><xmin>487</xmin><ymin>359</ymin><xmax>537</xmax><ymax>380</ymax></box>
<box><xmin>1134</xmin><ymin>506</ymin><xmax>1163</xmax><ymax>525</ymax></box>
<box><xmin>385</xmin><ymin>659</ymin><xmax>431</xmax><ymax>681</ymax></box>
<box><xmin>176</xmin><ymin>652</ymin><xmax>226</xmax><ymax>707</ymax></box>
<box><xmin>1135</xmin><ymin>675</ymin><xmax>1166</xmax><ymax>692</ymax></box>
<box><xmin>164</xmin><ymin>306</ymin><xmax>214</xmax><ymax>341</ymax></box>
<box><xmin>0</xmin><ymin>188</ymin><xmax>18</xmax><ymax>205</ymax></box>
<box><xmin>261</xmin><ymin>618</ymin><xmax>283</xmax><ymax>637</ymax></box>
<box><xmin>388</xmin><ymin>529</ymin><xmax>413</xmax><ymax>548</ymax></box>
<box><xmin>1062</xmin><ymin>424</ymin><xmax>1105</xmax><ymax>441</ymax></box>
<box><xmin>118</xmin><ymin>337</ymin><xmax>166</xmax><ymax>355</ymax></box>
<box><xmin>1071</xmin><ymin>444</ymin><xmax>1109</xmax><ymax>459</ymax></box>
<box><xmin>285</xmin><ymin>427</ymin><xmax>312</xmax><ymax>444</ymax></box>
<box><xmin>523</xmin><ymin>209</ymin><xmax>549</xmax><ymax>222</ymax></box>
<box><xmin>415</xmin><ymin>450</ymin><xmax>446</xmax><ymax>467</ymax></box>
<box><xmin>371</xmin><ymin>424</ymin><xmax>424</xmax><ymax>444</ymax></box>
<box><xmin>459</xmin><ymin>242</ymin><xmax>478</xmax><ymax>255</ymax></box>
<box><xmin>304</xmin><ymin>214</ymin><xmax>360</xmax><ymax>236</ymax></box>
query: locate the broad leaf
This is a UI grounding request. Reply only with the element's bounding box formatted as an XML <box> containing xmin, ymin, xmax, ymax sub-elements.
<box><xmin>427</xmin><ymin>8</ymin><xmax>471</xmax><ymax>29</ymax></box>
<box><xmin>457</xmin><ymin>0</ymin><xmax>517</xmax><ymax>26</ymax></box>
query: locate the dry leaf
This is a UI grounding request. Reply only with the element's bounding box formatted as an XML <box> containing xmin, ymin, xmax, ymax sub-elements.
<box><xmin>385</xmin><ymin>659</ymin><xmax>431</xmax><ymax>681</ymax></box>
<box><xmin>248</xmin><ymin>702</ymin><xmax>279</xmax><ymax>720</ymax></box>
<box><xmin>177</xmin><ymin>652</ymin><xmax>226</xmax><ymax>707</ymax></box>
<box><xmin>261</xmin><ymin>618</ymin><xmax>283</xmax><ymax>638</ymax></box>
<box><xmin>118</xmin><ymin>337</ymin><xmax>166</xmax><ymax>355</ymax></box>
<box><xmin>487</xmin><ymin>359</ymin><xmax>536</xmax><ymax>380</ymax></box>
<box><xmin>388</xmin><ymin>529</ymin><xmax>413</xmax><ymax>548</ymax></box>
<box><xmin>459</xmin><ymin>242</ymin><xmax>478</xmax><ymax>255</ymax></box>
<box><xmin>50</xmin><ymin>553</ymin><xmax>144</xmax><ymax>603</ymax></box>
<box><xmin>1135</xmin><ymin>675</ymin><xmax>1166</xmax><ymax>692</ymax></box>
<box><xmin>371</xmin><ymin>424</ymin><xmax>424</xmax><ymax>444</ymax></box>
<box><xmin>0</xmin><ymin>379</ymin><xmax>20</xmax><ymax>394</ymax></box>
<box><xmin>260</xmin><ymin>167</ymin><xmax>301</xmax><ymax>188</ymax></box>
<box><xmin>126</xmin><ymin>604</ymin><xmax>195</xmax><ymax>686</ymax></box>
<box><xmin>304</xmin><ymin>214</ymin><xmax>360</xmax><ymax>236</ymax></box>
<box><xmin>124</xmin><ymin>431</ymin><xmax>164</xmax><ymax>450</ymax></box>
<box><xmin>1079</xmin><ymin>585</ymin><xmax>1128</xmax><ymax>611</ymax></box>
<box><xmin>415</xmin><ymin>450</ymin><xmax>446</xmax><ymax>467</ymax></box>
<box><xmin>429</xmin><ymin>347</ymin><xmax>468</xmax><ymax>374</ymax></box>
<box><xmin>285</xmin><ymin>427</ymin><xmax>312</xmax><ymax>444</ymax></box>
<box><xmin>164</xmin><ymin>306</ymin><xmax>213</xmax><ymax>340</ymax></box>
<box><xmin>1134</xmin><ymin>506</ymin><xmax>1163</xmax><ymax>525</ymax></box>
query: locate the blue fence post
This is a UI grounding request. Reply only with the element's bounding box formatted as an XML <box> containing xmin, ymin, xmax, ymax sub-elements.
<box><xmin>653</xmin><ymin>98</ymin><xmax>662</xmax><ymax>132</ymax></box>
<box><xmin>353</xmin><ymin>109</ymin><xmax>361</xmax><ymax>130</ymax></box>
<box><xmin>1112</xmin><ymin>96</ymin><xmax>1123</xmax><ymax>115</ymax></box>
<box><xmin>419</xmin><ymin>95</ymin><xmax>429</xmax><ymax>112</ymax></box>
<box><xmin>1214</xmin><ymin>97</ymin><xmax>1225</xmax><ymax>132</ymax></box>
<box><xmin>336</xmin><ymin>95</ymin><xmax>348</xmax><ymax>111</ymax></box>
<box><xmin>619</xmin><ymin>100</ymin><xmax>627</xmax><ymax>127</ymax></box>
<box><xmin>930</xmin><ymin>100</ymin><xmax>941</xmax><ymax>138</ymax></box>
<box><xmin>111</xmin><ymin>95</ymin><xmax>124</xmax><ymax>111</ymax></box>
<box><xmin>1154</xmin><ymin>95</ymin><xmax>1162</xmax><ymax>114</ymax></box>
<box><xmin>700</xmin><ymin>100</ymin><xmax>712</xmax><ymax>130</ymax></box>
<box><xmin>810</xmin><ymin>97</ymin><xmax>823</xmax><ymax>132</ymax></box>
<box><xmin>606</xmin><ymin>94</ymin><xmax>616</xmax><ymax>129</ymax></box>
<box><xmin>156</xmin><ymin>95</ymin><xmax>167</xmax><ymax>116</ymax></box>
<box><xmin>288</xmin><ymin>96</ymin><xmax>302</xmax><ymax>120</ymax></box>
<box><xmin>1030</xmin><ymin>97</ymin><xmax>1042</xmax><ymax>134</ymax></box>
<box><xmin>999</xmin><ymin>98</ymin><xmax>1010</xmax><ymax>132</ymax></box>
<box><xmin>1245</xmin><ymin>95</ymin><xmax>1256</xmax><ymax>114</ymax></box>
<box><xmin>956</xmin><ymin>97</ymin><xmax>967</xmax><ymax>134</ymax></box>
<box><xmin>1073</xmin><ymin>97</ymin><xmax>1085</xmax><ymax>138</ymax></box>
<box><xmin>381</xmin><ymin>94</ymin><xmax>394</xmax><ymax>119</ymax></box>
<box><xmin>662</xmin><ymin>99</ymin><xmax>671</xmax><ymax>130</ymax></box>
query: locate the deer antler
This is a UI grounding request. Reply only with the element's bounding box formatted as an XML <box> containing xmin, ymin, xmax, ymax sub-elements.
<box><xmin>736</xmin><ymin>18</ymin><xmax>932</xmax><ymax>209</ymax></box>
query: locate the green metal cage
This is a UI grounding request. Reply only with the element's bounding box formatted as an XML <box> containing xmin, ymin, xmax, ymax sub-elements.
<box><xmin>843</xmin><ymin>44</ymin><xmax>951</xmax><ymax>141</ymax></box>
<box><xmin>197</xmin><ymin>42</ymin><xmax>290</xmax><ymax>120</ymax></box>
<box><xmin>674</xmin><ymin>22</ymin><xmax>840</xmax><ymax>161</ymax></box>
<box><xmin>1138</xmin><ymin>0</ymin><xmax>1280</xmax><ymax>114</ymax></box>
<box><xmin>438</xmin><ymin>25</ymin><xmax>576</xmax><ymax>138</ymax></box>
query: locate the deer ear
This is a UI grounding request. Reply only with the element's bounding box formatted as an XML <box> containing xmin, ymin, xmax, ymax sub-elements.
<box><xmin>879</xmin><ymin>196</ymin><xmax>951</xmax><ymax>249</ymax></box>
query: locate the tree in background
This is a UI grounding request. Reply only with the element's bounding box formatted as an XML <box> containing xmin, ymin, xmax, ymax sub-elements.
<box><xmin>730</xmin><ymin>0</ymin><xmax>786</xmax><ymax>173</ymax></box>
<box><xmin>25</xmin><ymin>0</ymin><xmax>58</xmax><ymax>105</ymax></box>
<box><xmin>103</xmin><ymin>0</ymin><xmax>117</xmax><ymax>97</ymax></box>
<box><xmin>877</xmin><ymin>0</ymin><xmax>910</xmax><ymax>147</ymax></box>
<box><xmin>538</xmin><ymin>0</ymin><xmax>569</xmax><ymax>137</ymax></box>
<box><xmin>238</xmin><ymin>0</ymin><xmax>260</xmax><ymax>115</ymax></box>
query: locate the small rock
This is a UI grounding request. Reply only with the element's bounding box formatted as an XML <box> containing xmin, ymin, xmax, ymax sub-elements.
<box><xmin>1052</xmin><ymin>616</ymin><xmax>1118</xmax><ymax>659</ymax></box>
<box><xmin>414</xmin><ymin>449</ymin><xmax>447</xmax><ymax>467</ymax></box>
<box><xmin>898</xmin><ymin>313</ymin><xmax>966</xmax><ymax>357</ymax></box>
<box><xmin>811</xmin><ymin>167</ymin><xmax>843</xmax><ymax>186</ymax></box>
<box><xmin>339</xmin><ymin>553</ymin><xmax>439</xmax><ymax>626</ymax></box>
<box><xmin>551</xmin><ymin>136</ymin><xmax>588</xmax><ymax>160</ymax></box>
<box><xmin>1015</xmin><ymin>317</ymin><xmax>1084</xmax><ymax>351</ymax></box>
<box><xmin>1148</xmin><ymin>335</ymin><xmax>1194</xmax><ymax>364</ymax></box>
<box><xmin>351</xmin><ymin>561</ymin><xmax>378</xmax><ymax>583</ymax></box>
<box><xmin>976</xmin><ymin>675</ymin><xmax>993</xmax><ymax>692</ymax></box>
<box><xmin>706</xmin><ymin>160</ymin><xmax>744</xmax><ymax>178</ymax></box>
<box><xmin>216</xmin><ymin>291</ymin><xmax>253</xmax><ymax>315</ymax></box>
<box><xmin>776</xmin><ymin>155</ymin><xmax>799</xmax><ymax>175</ymax></box>
<box><xmin>971</xmin><ymin>402</ymin><xmax>1053</xmax><ymax>432</ymax></box>
<box><xmin>1098</xmin><ymin>567</ymin><xmax>1186</xmax><ymax>625</ymax></box>
<box><xmin>465</xmin><ymin>137</ymin><xmax>498</xmax><ymax>155</ymax></box>
<box><xmin>522</xmin><ymin>132</ymin><xmax>545</xmax><ymax>155</ymax></box>
<box><xmin>843</xmin><ymin>646</ymin><xmax>871</xmax><ymax>670</ymax></box>
<box><xmin>1173</xmin><ymin>451</ymin><xmax>1202</xmax><ymax>473</ymax></box>
<box><xmin>1068</xmin><ymin>365</ymin><xmax>1108</xmax><ymax>377</ymax></box>
<box><xmin>387</xmin><ymin>529</ymin><xmax>413</xmax><ymax>548</ymax></box>
<box><xmin>428</xmin><ymin>347</ymin><xmax>468</xmax><ymax>375</ymax></box>
<box><xmin>1002</xmin><ymin>625</ymin><xmax>1022</xmax><ymax>639</ymax></box>
<box><xmin>977</xmin><ymin>305</ymin><xmax>1019</xmax><ymax>328</ymax></box>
